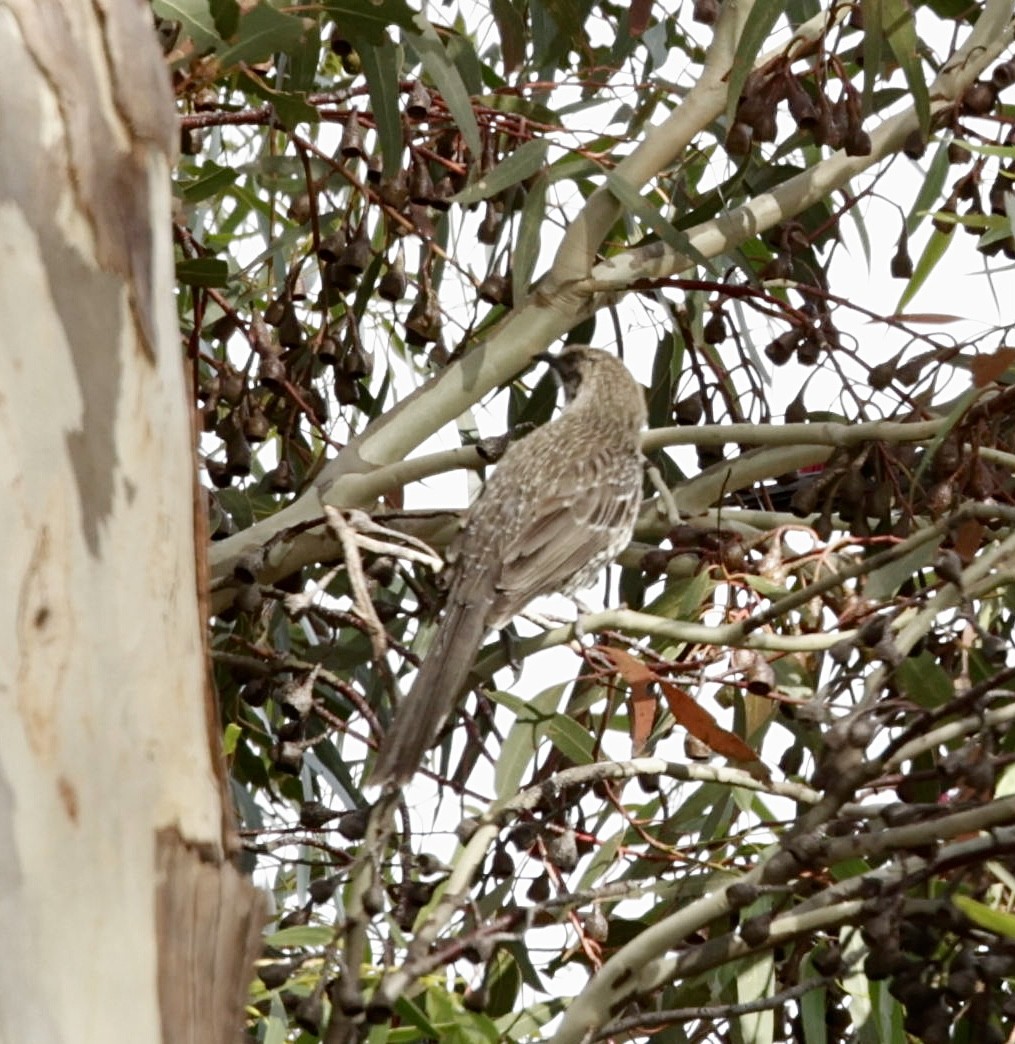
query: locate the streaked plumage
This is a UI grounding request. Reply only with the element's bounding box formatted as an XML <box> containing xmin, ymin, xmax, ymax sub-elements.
<box><xmin>369</xmin><ymin>346</ymin><xmax>646</xmax><ymax>785</ymax></box>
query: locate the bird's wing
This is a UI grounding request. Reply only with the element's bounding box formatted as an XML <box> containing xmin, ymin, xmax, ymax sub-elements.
<box><xmin>489</xmin><ymin>461</ymin><xmax>640</xmax><ymax>621</ymax></box>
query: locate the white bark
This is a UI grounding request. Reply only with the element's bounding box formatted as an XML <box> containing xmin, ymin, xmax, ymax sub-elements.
<box><xmin>0</xmin><ymin>2</ymin><xmax>261</xmax><ymax>1041</ymax></box>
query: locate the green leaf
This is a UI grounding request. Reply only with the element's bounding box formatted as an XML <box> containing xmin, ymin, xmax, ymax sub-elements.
<box><xmin>737</xmin><ymin>950</ymin><xmax>776</xmax><ymax>1044</ymax></box>
<box><xmin>725</xmin><ymin>2</ymin><xmax>789</xmax><ymax>126</ymax></box>
<box><xmin>493</xmin><ymin>684</ymin><xmax>565</xmax><ymax>798</ymax></box>
<box><xmin>215</xmin><ymin>3</ymin><xmax>308</xmax><ymax>69</ymax></box>
<box><xmin>743</xmin><ymin>574</ymin><xmax>790</xmax><ymax>599</ymax></box>
<box><xmin>950</xmin><ymin>140</ymin><xmax>1015</xmax><ymax>160</ymax></box>
<box><xmin>392</xmin><ymin>995</ymin><xmax>441</xmax><ymax>1037</ymax></box>
<box><xmin>512</xmin><ymin>172</ymin><xmax>547</xmax><ymax>303</ymax></box>
<box><xmin>953</xmin><ymin>895</ymin><xmax>1015</xmax><ymax>939</ymax></box>
<box><xmin>643</xmin><ymin>570</ymin><xmax>713</xmax><ymax>624</ymax></box>
<box><xmin>913</xmin><ymin>385</ymin><xmax>982</xmax><ymax>493</ymax></box>
<box><xmin>604</xmin><ymin>169</ymin><xmax>712</xmax><ymax>271</ymax></box>
<box><xmin>540</xmin><ymin>0</ymin><xmax>586</xmax><ymax>55</ymax></box>
<box><xmin>263</xmin><ymin>1011</ymin><xmax>287</xmax><ymax>1044</ymax></box>
<box><xmin>545</xmin><ymin>713</ymin><xmax>595</xmax><ymax>764</ymax></box>
<box><xmin>152</xmin><ymin>0</ymin><xmax>222</xmax><ymax>53</ymax></box>
<box><xmin>491</xmin><ymin>0</ymin><xmax>526</xmax><ymax>73</ymax></box>
<box><xmin>223</xmin><ymin>722</ymin><xmax>241</xmax><ymax>756</ymax></box>
<box><xmin>895</xmin><ymin>227</ymin><xmax>952</xmax><ymax>311</ymax></box>
<box><xmin>865</xmin><ymin>538</ymin><xmax>939</xmax><ymax>602</ymax></box>
<box><xmin>905</xmin><ymin>140</ymin><xmax>950</xmax><ymax>234</ymax></box>
<box><xmin>446</xmin><ymin>32</ymin><xmax>485</xmax><ymax>97</ymax></box>
<box><xmin>179</xmin><ymin>161</ymin><xmax>238</xmax><ymax>203</ymax></box>
<box><xmin>882</xmin><ymin>0</ymin><xmax>929</xmax><ymax>135</ymax></box>
<box><xmin>474</xmin><ymin>93</ymin><xmax>557</xmax><ymax>125</ymax></box>
<box><xmin>799</xmin><ymin>956</ymin><xmax>829</xmax><ymax>1044</ymax></box>
<box><xmin>574</xmin><ymin>832</ymin><xmax>620</xmax><ymax>895</ymax></box>
<box><xmin>485</xmin><ymin>948</ymin><xmax>523</xmax><ymax>1019</ymax></box>
<box><xmin>209</xmin><ymin>0</ymin><xmax>239</xmax><ymax>40</ymax></box>
<box><xmin>325</xmin><ymin>0</ymin><xmax>417</xmax><ymax>44</ymax></box>
<box><xmin>243</xmin><ymin>77</ymin><xmax>319</xmax><ymax>129</ymax></box>
<box><xmin>845</xmin><ymin>179</ymin><xmax>872</xmax><ymax>269</ymax></box>
<box><xmin>410</xmin><ymin>15</ymin><xmax>483</xmax><ymax>162</ymax></box>
<box><xmin>271</xmin><ymin>91</ymin><xmax>319</xmax><ymax>130</ymax></box>
<box><xmin>452</xmin><ymin>139</ymin><xmax>549</xmax><ymax>206</ymax></box>
<box><xmin>861</xmin><ymin>0</ymin><xmax>883</xmax><ymax>117</ymax></box>
<box><xmin>284</xmin><ymin>17</ymin><xmax>321</xmax><ymax>93</ymax></box>
<box><xmin>894</xmin><ymin>652</ymin><xmax>953</xmax><ymax>708</ymax></box>
<box><xmin>358</xmin><ymin>33</ymin><xmax>405</xmax><ymax>179</ymax></box>
<box><xmin>922</xmin><ymin>0</ymin><xmax>978</xmax><ymax>16</ymax></box>
<box><xmin>264</xmin><ymin>925</ymin><xmax>333</xmax><ymax>948</ymax></box>
<box><xmin>176</xmin><ymin>257</ymin><xmax>230</xmax><ymax>287</ymax></box>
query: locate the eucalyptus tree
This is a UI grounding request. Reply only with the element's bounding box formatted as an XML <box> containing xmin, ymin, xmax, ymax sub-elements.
<box><xmin>157</xmin><ymin>1</ymin><xmax>1015</xmax><ymax>1041</ymax></box>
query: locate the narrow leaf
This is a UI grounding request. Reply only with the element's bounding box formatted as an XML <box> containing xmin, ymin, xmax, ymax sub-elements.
<box><xmin>799</xmin><ymin>958</ymin><xmax>829</xmax><ymax>1044</ymax></box>
<box><xmin>661</xmin><ymin>680</ymin><xmax>760</xmax><ymax>763</ymax></box>
<box><xmin>895</xmin><ymin>227</ymin><xmax>952</xmax><ymax>311</ymax></box>
<box><xmin>452</xmin><ymin>139</ymin><xmax>548</xmax><ymax>205</ymax></box>
<box><xmin>324</xmin><ymin>0</ymin><xmax>417</xmax><ymax>44</ymax></box>
<box><xmin>243</xmin><ymin>79</ymin><xmax>318</xmax><ymax>129</ymax></box>
<box><xmin>222</xmin><ymin>722</ymin><xmax>241</xmax><ymax>756</ymax></box>
<box><xmin>725</xmin><ymin>2</ymin><xmax>788</xmax><ymax>126</ymax></box>
<box><xmin>263</xmin><ymin>1011</ymin><xmax>287</xmax><ymax>1044</ymax></box>
<box><xmin>905</xmin><ymin>140</ymin><xmax>950</xmax><ymax>234</ymax></box>
<box><xmin>152</xmin><ymin>0</ymin><xmax>222</xmax><ymax>52</ymax></box>
<box><xmin>445</xmin><ymin>33</ymin><xmax>484</xmax><ymax>96</ymax></box>
<box><xmin>215</xmin><ymin>3</ymin><xmax>308</xmax><ymax>69</ymax></box>
<box><xmin>358</xmin><ymin>33</ymin><xmax>404</xmax><ymax>178</ymax></box>
<box><xmin>883</xmin><ymin>313</ymin><xmax>963</xmax><ymax>324</ymax></box>
<box><xmin>954</xmin><ymin>895</ymin><xmax>1015</xmax><ymax>939</ymax></box>
<box><xmin>630</xmin><ymin>0</ymin><xmax>653</xmax><ymax>36</ymax></box>
<box><xmin>265</xmin><ymin>925</ymin><xmax>333</xmax><ymax>947</ymax></box>
<box><xmin>494</xmin><ymin>684</ymin><xmax>565</xmax><ymax>798</ymax></box>
<box><xmin>545</xmin><ymin>714</ymin><xmax>595</xmax><ymax>764</ymax></box>
<box><xmin>861</xmin><ymin>0</ymin><xmax>883</xmax><ymax>117</ymax></box>
<box><xmin>179</xmin><ymin>161</ymin><xmax>238</xmax><ymax>203</ymax></box>
<box><xmin>512</xmin><ymin>171</ymin><xmax>547</xmax><ymax>304</ymax></box>
<box><xmin>629</xmin><ymin>675</ymin><xmax>655</xmax><ymax>754</ymax></box>
<box><xmin>176</xmin><ymin>257</ymin><xmax>230</xmax><ymax>287</ymax></box>
<box><xmin>882</xmin><ymin>0</ymin><xmax>929</xmax><ymax>135</ymax></box>
<box><xmin>491</xmin><ymin>0</ymin><xmax>526</xmax><ymax>72</ymax></box>
<box><xmin>411</xmin><ymin>15</ymin><xmax>483</xmax><ymax>162</ymax></box>
<box><xmin>209</xmin><ymin>0</ymin><xmax>239</xmax><ymax>40</ymax></box>
<box><xmin>737</xmin><ymin>950</ymin><xmax>775</xmax><ymax>1044</ymax></box>
<box><xmin>284</xmin><ymin>17</ymin><xmax>320</xmax><ymax>93</ymax></box>
<box><xmin>604</xmin><ymin>170</ymin><xmax>711</xmax><ymax>270</ymax></box>
<box><xmin>599</xmin><ymin>647</ymin><xmax>760</xmax><ymax>764</ymax></box>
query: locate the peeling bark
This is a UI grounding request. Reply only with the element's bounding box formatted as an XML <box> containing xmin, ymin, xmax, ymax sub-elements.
<box><xmin>0</xmin><ymin>2</ymin><xmax>263</xmax><ymax>1040</ymax></box>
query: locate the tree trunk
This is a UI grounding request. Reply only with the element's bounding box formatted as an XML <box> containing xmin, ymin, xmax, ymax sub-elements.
<box><xmin>0</xmin><ymin>3</ymin><xmax>262</xmax><ymax>1041</ymax></box>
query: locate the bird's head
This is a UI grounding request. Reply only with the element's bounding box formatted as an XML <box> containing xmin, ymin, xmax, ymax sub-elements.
<box><xmin>536</xmin><ymin>344</ymin><xmax>631</xmax><ymax>405</ymax></box>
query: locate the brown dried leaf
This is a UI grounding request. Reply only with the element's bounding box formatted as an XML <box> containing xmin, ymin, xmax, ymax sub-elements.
<box><xmin>953</xmin><ymin>518</ymin><xmax>985</xmax><ymax>562</ymax></box>
<box><xmin>630</xmin><ymin>0</ymin><xmax>653</xmax><ymax>35</ymax></box>
<box><xmin>600</xmin><ymin>646</ymin><xmax>760</xmax><ymax>764</ymax></box>
<box><xmin>881</xmin><ymin>313</ymin><xmax>964</xmax><ymax>325</ymax></box>
<box><xmin>660</xmin><ymin>681</ymin><xmax>760</xmax><ymax>764</ymax></box>
<box><xmin>970</xmin><ymin>347</ymin><xmax>1015</xmax><ymax>387</ymax></box>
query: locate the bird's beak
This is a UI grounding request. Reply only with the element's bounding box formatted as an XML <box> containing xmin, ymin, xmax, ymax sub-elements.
<box><xmin>534</xmin><ymin>351</ymin><xmax>563</xmax><ymax>387</ymax></box>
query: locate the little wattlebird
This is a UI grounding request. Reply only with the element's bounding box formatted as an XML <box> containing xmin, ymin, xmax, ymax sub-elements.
<box><xmin>368</xmin><ymin>345</ymin><xmax>647</xmax><ymax>786</ymax></box>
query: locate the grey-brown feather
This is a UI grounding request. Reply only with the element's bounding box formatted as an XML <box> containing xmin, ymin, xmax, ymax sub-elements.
<box><xmin>368</xmin><ymin>346</ymin><xmax>646</xmax><ymax>786</ymax></box>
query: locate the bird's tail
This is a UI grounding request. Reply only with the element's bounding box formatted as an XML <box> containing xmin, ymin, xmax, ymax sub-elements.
<box><xmin>368</xmin><ymin>599</ymin><xmax>488</xmax><ymax>786</ymax></box>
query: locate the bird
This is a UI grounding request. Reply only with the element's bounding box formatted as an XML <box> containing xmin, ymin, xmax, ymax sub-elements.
<box><xmin>368</xmin><ymin>345</ymin><xmax>647</xmax><ymax>786</ymax></box>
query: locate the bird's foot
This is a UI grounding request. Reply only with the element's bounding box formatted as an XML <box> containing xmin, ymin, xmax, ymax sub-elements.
<box><xmin>644</xmin><ymin>459</ymin><xmax>682</xmax><ymax>527</ymax></box>
<box><xmin>497</xmin><ymin>627</ymin><xmax>523</xmax><ymax>681</ymax></box>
